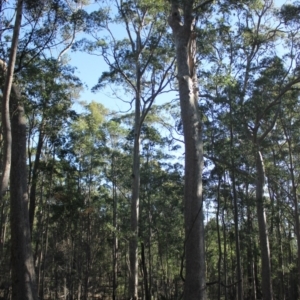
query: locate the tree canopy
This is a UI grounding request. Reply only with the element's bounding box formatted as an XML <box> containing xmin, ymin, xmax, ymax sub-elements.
<box><xmin>1</xmin><ymin>1</ymin><xmax>300</xmax><ymax>300</ymax></box>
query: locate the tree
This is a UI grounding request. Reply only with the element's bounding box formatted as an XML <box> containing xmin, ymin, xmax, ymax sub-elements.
<box><xmin>10</xmin><ymin>75</ymin><xmax>38</xmax><ymax>300</ymax></box>
<box><xmin>0</xmin><ymin>0</ymin><xmax>38</xmax><ymax>298</ymax></box>
<box><xmin>80</xmin><ymin>1</ymin><xmax>175</xmax><ymax>297</ymax></box>
<box><xmin>168</xmin><ymin>1</ymin><xmax>213</xmax><ymax>299</ymax></box>
<box><xmin>0</xmin><ymin>0</ymin><xmax>23</xmax><ymax>201</ymax></box>
<box><xmin>22</xmin><ymin>58</ymin><xmax>81</xmax><ymax>234</ymax></box>
<box><xmin>199</xmin><ymin>1</ymin><xmax>300</xmax><ymax>299</ymax></box>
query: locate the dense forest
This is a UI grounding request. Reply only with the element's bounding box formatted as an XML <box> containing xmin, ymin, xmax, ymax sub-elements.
<box><xmin>0</xmin><ymin>0</ymin><xmax>300</xmax><ymax>299</ymax></box>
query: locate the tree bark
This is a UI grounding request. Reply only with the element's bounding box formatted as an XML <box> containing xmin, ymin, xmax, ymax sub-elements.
<box><xmin>112</xmin><ymin>154</ymin><xmax>118</xmax><ymax>300</ymax></box>
<box><xmin>0</xmin><ymin>0</ymin><xmax>23</xmax><ymax>199</ymax></box>
<box><xmin>0</xmin><ymin>2</ymin><xmax>37</xmax><ymax>297</ymax></box>
<box><xmin>255</xmin><ymin>150</ymin><xmax>273</xmax><ymax>300</ymax></box>
<box><xmin>216</xmin><ymin>177</ymin><xmax>222</xmax><ymax>300</ymax></box>
<box><xmin>246</xmin><ymin>183</ymin><xmax>257</xmax><ymax>300</ymax></box>
<box><xmin>101</xmin><ymin>3</ymin><xmax>175</xmax><ymax>296</ymax></box>
<box><xmin>141</xmin><ymin>242</ymin><xmax>150</xmax><ymax>300</ymax></box>
<box><xmin>129</xmin><ymin>86</ymin><xmax>141</xmax><ymax>299</ymax></box>
<box><xmin>29</xmin><ymin>120</ymin><xmax>45</xmax><ymax>235</ymax></box>
<box><xmin>168</xmin><ymin>2</ymin><xmax>206</xmax><ymax>299</ymax></box>
<box><xmin>10</xmin><ymin>85</ymin><xmax>38</xmax><ymax>300</ymax></box>
<box><xmin>285</xmin><ymin>137</ymin><xmax>300</xmax><ymax>297</ymax></box>
<box><xmin>222</xmin><ymin>195</ymin><xmax>228</xmax><ymax>300</ymax></box>
<box><xmin>229</xmin><ymin>101</ymin><xmax>243</xmax><ymax>300</ymax></box>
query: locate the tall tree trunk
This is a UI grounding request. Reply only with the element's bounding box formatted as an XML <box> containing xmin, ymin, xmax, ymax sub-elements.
<box><xmin>36</xmin><ymin>180</ymin><xmax>45</xmax><ymax>295</ymax></box>
<box><xmin>129</xmin><ymin>92</ymin><xmax>141</xmax><ymax>299</ymax></box>
<box><xmin>229</xmin><ymin>96</ymin><xmax>243</xmax><ymax>300</ymax></box>
<box><xmin>0</xmin><ymin>1</ymin><xmax>37</xmax><ymax>297</ymax></box>
<box><xmin>255</xmin><ymin>150</ymin><xmax>273</xmax><ymax>300</ymax></box>
<box><xmin>222</xmin><ymin>202</ymin><xmax>228</xmax><ymax>300</ymax></box>
<box><xmin>285</xmin><ymin>138</ymin><xmax>300</xmax><ymax>296</ymax></box>
<box><xmin>29</xmin><ymin>121</ymin><xmax>45</xmax><ymax>235</ymax></box>
<box><xmin>10</xmin><ymin>85</ymin><xmax>38</xmax><ymax>300</ymax></box>
<box><xmin>168</xmin><ymin>3</ymin><xmax>206</xmax><ymax>299</ymax></box>
<box><xmin>0</xmin><ymin>199</ymin><xmax>8</xmax><ymax>257</ymax></box>
<box><xmin>40</xmin><ymin>147</ymin><xmax>54</xmax><ymax>299</ymax></box>
<box><xmin>0</xmin><ymin>0</ymin><xmax>23</xmax><ymax>199</ymax></box>
<box><xmin>112</xmin><ymin>154</ymin><xmax>118</xmax><ymax>300</ymax></box>
<box><xmin>246</xmin><ymin>183</ymin><xmax>257</xmax><ymax>300</ymax></box>
<box><xmin>141</xmin><ymin>242</ymin><xmax>150</xmax><ymax>300</ymax></box>
<box><xmin>143</xmin><ymin>145</ymin><xmax>152</xmax><ymax>300</ymax></box>
<box><xmin>276</xmin><ymin>206</ymin><xmax>285</xmax><ymax>300</ymax></box>
<box><xmin>216</xmin><ymin>177</ymin><xmax>222</xmax><ymax>300</ymax></box>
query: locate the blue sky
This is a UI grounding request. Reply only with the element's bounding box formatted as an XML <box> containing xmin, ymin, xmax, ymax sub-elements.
<box><xmin>67</xmin><ymin>1</ymin><xmax>173</xmax><ymax>113</ymax></box>
<box><xmin>68</xmin><ymin>1</ymin><xmax>134</xmax><ymax>113</ymax></box>
<box><xmin>68</xmin><ymin>0</ymin><xmax>291</xmax><ymax>113</ymax></box>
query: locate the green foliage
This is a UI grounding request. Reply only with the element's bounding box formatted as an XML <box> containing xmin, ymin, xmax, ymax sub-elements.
<box><xmin>2</xmin><ymin>0</ymin><xmax>300</xmax><ymax>299</ymax></box>
<box><xmin>279</xmin><ymin>3</ymin><xmax>300</xmax><ymax>25</ymax></box>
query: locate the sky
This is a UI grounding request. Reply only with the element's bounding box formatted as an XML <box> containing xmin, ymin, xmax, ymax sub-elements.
<box><xmin>68</xmin><ymin>0</ymin><xmax>291</xmax><ymax>114</ymax></box>
<box><xmin>67</xmin><ymin>2</ymin><xmax>175</xmax><ymax>114</ymax></box>
<box><xmin>69</xmin><ymin>51</ymin><xmax>123</xmax><ymax>112</ymax></box>
<box><xmin>67</xmin><ymin>1</ymin><xmax>141</xmax><ymax>114</ymax></box>
<box><xmin>67</xmin><ymin>2</ymin><xmax>124</xmax><ymax>112</ymax></box>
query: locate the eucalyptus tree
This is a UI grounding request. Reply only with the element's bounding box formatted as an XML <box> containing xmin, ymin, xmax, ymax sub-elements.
<box><xmin>268</xmin><ymin>89</ymin><xmax>300</xmax><ymax>298</ymax></box>
<box><xmin>80</xmin><ymin>1</ymin><xmax>175</xmax><ymax>297</ymax></box>
<box><xmin>198</xmin><ymin>1</ymin><xmax>300</xmax><ymax>299</ymax></box>
<box><xmin>0</xmin><ymin>1</ymin><xmax>87</xmax><ymax>297</ymax></box>
<box><xmin>102</xmin><ymin>118</ymin><xmax>129</xmax><ymax>300</ymax></box>
<box><xmin>0</xmin><ymin>56</ymin><xmax>79</xmax><ymax>288</ymax></box>
<box><xmin>18</xmin><ymin>0</ymin><xmax>88</xmax><ymax>236</ymax></box>
<box><xmin>17</xmin><ymin>58</ymin><xmax>81</xmax><ymax>235</ymax></box>
<box><xmin>0</xmin><ymin>0</ymin><xmax>23</xmax><ymax>206</ymax></box>
<box><xmin>16</xmin><ymin>0</ymin><xmax>88</xmax><ymax>64</ymax></box>
<box><xmin>168</xmin><ymin>0</ymin><xmax>216</xmax><ymax>299</ymax></box>
<box><xmin>112</xmin><ymin>105</ymin><xmax>180</xmax><ymax>296</ymax></box>
<box><xmin>0</xmin><ymin>0</ymin><xmax>87</xmax><ymax>201</ymax></box>
<box><xmin>139</xmin><ymin>127</ymin><xmax>184</xmax><ymax>300</ymax></box>
<box><xmin>9</xmin><ymin>71</ymin><xmax>39</xmax><ymax>300</ymax></box>
<box><xmin>0</xmin><ymin>59</ymin><xmax>39</xmax><ymax>300</ymax></box>
<box><xmin>0</xmin><ymin>0</ymin><xmax>39</xmax><ymax>298</ymax></box>
<box><xmin>230</xmin><ymin>10</ymin><xmax>300</xmax><ymax>300</ymax></box>
<box><xmin>276</xmin><ymin>4</ymin><xmax>300</xmax><ymax>295</ymax></box>
<box><xmin>65</xmin><ymin>101</ymin><xmax>108</xmax><ymax>298</ymax></box>
<box><xmin>33</xmin><ymin>101</ymin><xmax>113</xmax><ymax>298</ymax></box>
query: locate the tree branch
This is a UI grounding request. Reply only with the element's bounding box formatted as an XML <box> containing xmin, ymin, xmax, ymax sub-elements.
<box><xmin>193</xmin><ymin>0</ymin><xmax>214</xmax><ymax>12</ymax></box>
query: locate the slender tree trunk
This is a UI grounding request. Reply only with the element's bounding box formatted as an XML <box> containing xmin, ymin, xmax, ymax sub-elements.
<box><xmin>229</xmin><ymin>99</ymin><xmax>243</xmax><ymax>300</ymax></box>
<box><xmin>222</xmin><ymin>184</ymin><xmax>228</xmax><ymax>300</ymax></box>
<box><xmin>83</xmin><ymin>158</ymin><xmax>92</xmax><ymax>300</ymax></box>
<box><xmin>246</xmin><ymin>183</ymin><xmax>257</xmax><ymax>300</ymax></box>
<box><xmin>128</xmin><ymin>29</ymin><xmax>142</xmax><ymax>295</ymax></box>
<box><xmin>255</xmin><ymin>150</ymin><xmax>273</xmax><ymax>300</ymax></box>
<box><xmin>145</xmin><ymin>148</ymin><xmax>153</xmax><ymax>299</ymax></box>
<box><xmin>0</xmin><ymin>3</ymin><xmax>33</xmax><ymax>297</ymax></box>
<box><xmin>40</xmin><ymin>149</ymin><xmax>54</xmax><ymax>300</ymax></box>
<box><xmin>169</xmin><ymin>3</ymin><xmax>206</xmax><ymax>299</ymax></box>
<box><xmin>129</xmin><ymin>86</ymin><xmax>141</xmax><ymax>300</ymax></box>
<box><xmin>270</xmin><ymin>147</ymin><xmax>286</xmax><ymax>300</ymax></box>
<box><xmin>286</xmin><ymin>138</ymin><xmax>300</xmax><ymax>296</ymax></box>
<box><xmin>276</xmin><ymin>207</ymin><xmax>285</xmax><ymax>300</ymax></box>
<box><xmin>112</xmin><ymin>154</ymin><xmax>118</xmax><ymax>300</ymax></box>
<box><xmin>141</xmin><ymin>242</ymin><xmax>150</xmax><ymax>300</ymax></box>
<box><xmin>0</xmin><ymin>200</ymin><xmax>8</xmax><ymax>256</ymax></box>
<box><xmin>10</xmin><ymin>86</ymin><xmax>38</xmax><ymax>300</ymax></box>
<box><xmin>0</xmin><ymin>0</ymin><xmax>23</xmax><ymax>200</ymax></box>
<box><xmin>29</xmin><ymin>121</ymin><xmax>45</xmax><ymax>235</ymax></box>
<box><xmin>34</xmin><ymin>176</ymin><xmax>46</xmax><ymax>293</ymax></box>
<box><xmin>148</xmin><ymin>208</ymin><xmax>152</xmax><ymax>299</ymax></box>
<box><xmin>108</xmin><ymin>3</ymin><xmax>174</xmax><ymax>297</ymax></box>
<box><xmin>216</xmin><ymin>177</ymin><xmax>222</xmax><ymax>300</ymax></box>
